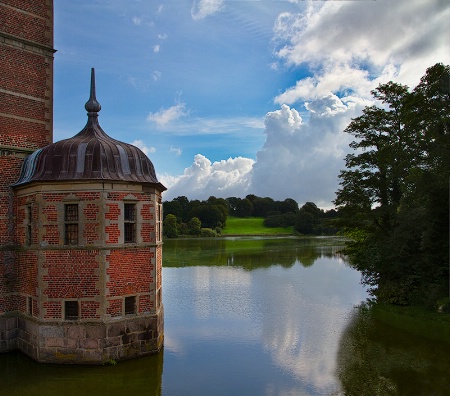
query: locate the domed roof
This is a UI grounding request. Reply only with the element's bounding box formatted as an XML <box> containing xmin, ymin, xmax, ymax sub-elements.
<box><xmin>14</xmin><ymin>69</ymin><xmax>166</xmax><ymax>191</ymax></box>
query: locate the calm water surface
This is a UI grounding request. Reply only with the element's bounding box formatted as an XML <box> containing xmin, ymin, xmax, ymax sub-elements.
<box><xmin>1</xmin><ymin>237</ymin><xmax>449</xmax><ymax>396</ymax></box>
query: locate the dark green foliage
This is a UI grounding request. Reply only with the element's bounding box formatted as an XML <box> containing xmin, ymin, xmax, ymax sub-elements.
<box><xmin>164</xmin><ymin>195</ymin><xmax>330</xmax><ymax>236</ymax></box>
<box><xmin>226</xmin><ymin>197</ymin><xmax>253</xmax><ymax>217</ymax></box>
<box><xmin>335</xmin><ymin>63</ymin><xmax>450</xmax><ymax>307</ymax></box>
<box><xmin>292</xmin><ymin>202</ymin><xmax>338</xmax><ymax>235</ymax></box>
<box><xmin>187</xmin><ymin>217</ymin><xmax>201</xmax><ymax>236</ymax></box>
<box><xmin>163</xmin><ymin>214</ymin><xmax>178</xmax><ymax>238</ymax></box>
<box><xmin>264</xmin><ymin>212</ymin><xmax>296</xmax><ymax>228</ymax></box>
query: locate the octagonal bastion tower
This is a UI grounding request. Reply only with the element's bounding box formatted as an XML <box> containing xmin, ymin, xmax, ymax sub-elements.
<box><xmin>9</xmin><ymin>69</ymin><xmax>166</xmax><ymax>364</ymax></box>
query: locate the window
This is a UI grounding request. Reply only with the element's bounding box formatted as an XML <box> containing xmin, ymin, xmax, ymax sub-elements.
<box><xmin>124</xmin><ymin>203</ymin><xmax>136</xmax><ymax>243</ymax></box>
<box><xmin>124</xmin><ymin>296</ymin><xmax>136</xmax><ymax>315</ymax></box>
<box><xmin>65</xmin><ymin>301</ymin><xmax>79</xmax><ymax>320</ymax></box>
<box><xmin>156</xmin><ymin>201</ymin><xmax>162</xmax><ymax>242</ymax></box>
<box><xmin>64</xmin><ymin>204</ymin><xmax>79</xmax><ymax>245</ymax></box>
<box><xmin>157</xmin><ymin>289</ymin><xmax>162</xmax><ymax>308</ymax></box>
<box><xmin>28</xmin><ymin>296</ymin><xmax>33</xmax><ymax>316</ymax></box>
<box><xmin>26</xmin><ymin>205</ymin><xmax>32</xmax><ymax>245</ymax></box>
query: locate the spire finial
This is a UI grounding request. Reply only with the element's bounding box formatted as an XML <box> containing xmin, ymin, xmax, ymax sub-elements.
<box><xmin>85</xmin><ymin>68</ymin><xmax>101</xmax><ymax>114</ymax></box>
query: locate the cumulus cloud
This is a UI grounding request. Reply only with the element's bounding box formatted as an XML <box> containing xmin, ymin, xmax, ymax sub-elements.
<box><xmin>131</xmin><ymin>139</ymin><xmax>156</xmax><ymax>156</ymax></box>
<box><xmin>153</xmin><ymin>44</ymin><xmax>160</xmax><ymax>53</ymax></box>
<box><xmin>161</xmin><ymin>100</ymin><xmax>363</xmax><ymax>207</ymax></box>
<box><xmin>274</xmin><ymin>0</ymin><xmax>450</xmax><ymax>104</ymax></box>
<box><xmin>191</xmin><ymin>0</ymin><xmax>224</xmax><ymax>20</ymax></box>
<box><xmin>147</xmin><ymin>103</ymin><xmax>188</xmax><ymax>127</ymax></box>
<box><xmin>162</xmin><ymin>154</ymin><xmax>254</xmax><ymax>201</ymax></box>
<box><xmin>161</xmin><ymin>0</ymin><xmax>449</xmax><ymax>208</ymax></box>
<box><xmin>249</xmin><ymin>101</ymin><xmax>362</xmax><ymax>208</ymax></box>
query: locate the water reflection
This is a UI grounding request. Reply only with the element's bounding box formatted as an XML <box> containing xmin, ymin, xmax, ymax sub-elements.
<box><xmin>0</xmin><ymin>349</ymin><xmax>163</xmax><ymax>396</ymax></box>
<box><xmin>163</xmin><ymin>236</ymin><xmax>348</xmax><ymax>269</ymax></box>
<box><xmin>1</xmin><ymin>237</ymin><xmax>447</xmax><ymax>395</ymax></box>
<box><xmin>336</xmin><ymin>305</ymin><xmax>450</xmax><ymax>396</ymax></box>
<box><xmin>162</xmin><ymin>237</ymin><xmax>366</xmax><ymax>395</ymax></box>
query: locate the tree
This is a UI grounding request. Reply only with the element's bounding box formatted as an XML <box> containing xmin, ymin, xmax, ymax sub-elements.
<box><xmin>278</xmin><ymin>198</ymin><xmax>299</xmax><ymax>214</ymax></box>
<box><xmin>163</xmin><ymin>214</ymin><xmax>178</xmax><ymax>238</ymax></box>
<box><xmin>295</xmin><ymin>211</ymin><xmax>314</xmax><ymax>234</ymax></box>
<box><xmin>252</xmin><ymin>197</ymin><xmax>276</xmax><ymax>217</ymax></box>
<box><xmin>294</xmin><ymin>202</ymin><xmax>324</xmax><ymax>234</ymax></box>
<box><xmin>335</xmin><ymin>63</ymin><xmax>450</xmax><ymax>307</ymax></box>
<box><xmin>188</xmin><ymin>217</ymin><xmax>201</xmax><ymax>236</ymax></box>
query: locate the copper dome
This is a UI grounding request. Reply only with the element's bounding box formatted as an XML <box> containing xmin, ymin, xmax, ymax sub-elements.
<box><xmin>14</xmin><ymin>69</ymin><xmax>166</xmax><ymax>191</ymax></box>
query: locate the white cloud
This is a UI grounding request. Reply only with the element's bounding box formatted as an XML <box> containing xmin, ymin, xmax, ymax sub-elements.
<box><xmin>162</xmin><ymin>154</ymin><xmax>254</xmax><ymax>201</ymax></box>
<box><xmin>153</xmin><ymin>44</ymin><xmax>160</xmax><ymax>53</ymax></box>
<box><xmin>131</xmin><ymin>139</ymin><xmax>156</xmax><ymax>156</ymax></box>
<box><xmin>147</xmin><ymin>103</ymin><xmax>188</xmax><ymax>127</ymax></box>
<box><xmin>191</xmin><ymin>0</ymin><xmax>224</xmax><ymax>21</ymax></box>
<box><xmin>132</xmin><ymin>16</ymin><xmax>143</xmax><ymax>25</ymax></box>
<box><xmin>152</xmin><ymin>70</ymin><xmax>162</xmax><ymax>81</ymax></box>
<box><xmin>274</xmin><ymin>0</ymin><xmax>450</xmax><ymax>104</ymax></box>
<box><xmin>170</xmin><ymin>146</ymin><xmax>182</xmax><ymax>156</ymax></box>
<box><xmin>249</xmin><ymin>102</ymin><xmax>362</xmax><ymax>208</ymax></box>
<box><xmin>160</xmin><ymin>100</ymin><xmax>363</xmax><ymax>207</ymax></box>
<box><xmin>159</xmin><ymin>0</ymin><xmax>449</xmax><ymax>208</ymax></box>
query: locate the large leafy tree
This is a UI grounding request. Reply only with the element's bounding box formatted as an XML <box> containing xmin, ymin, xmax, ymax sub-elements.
<box><xmin>335</xmin><ymin>63</ymin><xmax>449</xmax><ymax>306</ymax></box>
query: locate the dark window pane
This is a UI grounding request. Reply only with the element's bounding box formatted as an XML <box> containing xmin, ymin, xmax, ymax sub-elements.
<box><xmin>27</xmin><ymin>205</ymin><xmax>32</xmax><ymax>245</ymax></box>
<box><xmin>124</xmin><ymin>203</ymin><xmax>136</xmax><ymax>243</ymax></box>
<box><xmin>125</xmin><ymin>296</ymin><xmax>136</xmax><ymax>315</ymax></box>
<box><xmin>28</xmin><ymin>297</ymin><xmax>33</xmax><ymax>315</ymax></box>
<box><xmin>65</xmin><ymin>301</ymin><xmax>79</xmax><ymax>320</ymax></box>
<box><xmin>124</xmin><ymin>204</ymin><xmax>135</xmax><ymax>221</ymax></box>
<box><xmin>124</xmin><ymin>222</ymin><xmax>135</xmax><ymax>243</ymax></box>
<box><xmin>65</xmin><ymin>223</ymin><xmax>79</xmax><ymax>245</ymax></box>
<box><xmin>65</xmin><ymin>204</ymin><xmax>78</xmax><ymax>221</ymax></box>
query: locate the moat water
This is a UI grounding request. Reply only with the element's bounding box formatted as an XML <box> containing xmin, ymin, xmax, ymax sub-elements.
<box><xmin>1</xmin><ymin>237</ymin><xmax>449</xmax><ymax>395</ymax></box>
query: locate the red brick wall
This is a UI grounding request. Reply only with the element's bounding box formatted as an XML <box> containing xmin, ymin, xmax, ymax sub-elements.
<box><xmin>0</xmin><ymin>0</ymin><xmax>54</xmax><ymax>150</ymax></box>
<box><xmin>106</xmin><ymin>248</ymin><xmax>155</xmax><ymax>297</ymax></box>
<box><xmin>1</xmin><ymin>0</ymin><xmax>54</xmax><ymax>317</ymax></box>
<box><xmin>12</xmin><ymin>186</ymin><xmax>161</xmax><ymax>321</ymax></box>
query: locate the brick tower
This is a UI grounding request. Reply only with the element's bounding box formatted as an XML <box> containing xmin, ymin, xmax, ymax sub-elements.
<box><xmin>1</xmin><ymin>1</ymin><xmax>165</xmax><ymax>364</ymax></box>
<box><xmin>0</xmin><ymin>0</ymin><xmax>54</xmax><ymax>353</ymax></box>
<box><xmin>9</xmin><ymin>69</ymin><xmax>166</xmax><ymax>364</ymax></box>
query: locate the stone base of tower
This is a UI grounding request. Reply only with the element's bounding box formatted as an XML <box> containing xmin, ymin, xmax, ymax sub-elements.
<box><xmin>1</xmin><ymin>306</ymin><xmax>163</xmax><ymax>364</ymax></box>
<box><xmin>0</xmin><ymin>316</ymin><xmax>18</xmax><ymax>353</ymax></box>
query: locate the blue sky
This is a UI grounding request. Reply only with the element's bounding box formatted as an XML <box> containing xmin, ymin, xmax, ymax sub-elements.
<box><xmin>53</xmin><ymin>0</ymin><xmax>450</xmax><ymax>208</ymax></box>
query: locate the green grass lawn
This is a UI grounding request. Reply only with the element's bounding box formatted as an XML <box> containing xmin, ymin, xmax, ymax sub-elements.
<box><xmin>222</xmin><ymin>216</ymin><xmax>294</xmax><ymax>235</ymax></box>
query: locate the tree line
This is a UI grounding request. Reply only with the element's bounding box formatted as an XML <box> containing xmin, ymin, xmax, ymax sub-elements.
<box><xmin>334</xmin><ymin>63</ymin><xmax>449</xmax><ymax>310</ymax></box>
<box><xmin>163</xmin><ymin>195</ymin><xmax>339</xmax><ymax>238</ymax></box>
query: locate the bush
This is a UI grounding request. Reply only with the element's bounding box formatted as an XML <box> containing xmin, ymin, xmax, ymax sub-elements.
<box><xmin>200</xmin><ymin>228</ymin><xmax>217</xmax><ymax>237</ymax></box>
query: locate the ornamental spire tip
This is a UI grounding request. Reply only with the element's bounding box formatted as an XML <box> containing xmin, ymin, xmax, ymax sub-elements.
<box><xmin>85</xmin><ymin>68</ymin><xmax>101</xmax><ymax>114</ymax></box>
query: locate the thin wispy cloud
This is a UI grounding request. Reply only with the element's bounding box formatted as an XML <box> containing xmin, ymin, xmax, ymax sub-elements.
<box><xmin>152</xmin><ymin>71</ymin><xmax>162</xmax><ymax>81</ymax></box>
<box><xmin>147</xmin><ymin>103</ymin><xmax>188</xmax><ymax>127</ymax></box>
<box><xmin>132</xmin><ymin>16</ymin><xmax>143</xmax><ymax>26</ymax></box>
<box><xmin>131</xmin><ymin>140</ymin><xmax>156</xmax><ymax>156</ymax></box>
<box><xmin>170</xmin><ymin>146</ymin><xmax>182</xmax><ymax>156</ymax></box>
<box><xmin>191</xmin><ymin>0</ymin><xmax>224</xmax><ymax>20</ymax></box>
<box><xmin>147</xmin><ymin>115</ymin><xmax>264</xmax><ymax>136</ymax></box>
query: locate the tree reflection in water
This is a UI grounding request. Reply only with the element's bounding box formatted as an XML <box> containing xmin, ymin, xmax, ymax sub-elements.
<box><xmin>336</xmin><ymin>305</ymin><xmax>450</xmax><ymax>396</ymax></box>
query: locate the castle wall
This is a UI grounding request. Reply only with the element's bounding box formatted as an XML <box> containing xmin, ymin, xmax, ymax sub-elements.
<box><xmin>9</xmin><ymin>181</ymin><xmax>164</xmax><ymax>363</ymax></box>
<box><xmin>0</xmin><ymin>0</ymin><xmax>54</xmax><ymax>353</ymax></box>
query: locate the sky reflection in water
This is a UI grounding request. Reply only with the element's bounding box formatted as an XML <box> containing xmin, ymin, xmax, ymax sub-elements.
<box><xmin>162</xmin><ymin>237</ymin><xmax>367</xmax><ymax>395</ymax></box>
<box><xmin>3</xmin><ymin>238</ymin><xmax>446</xmax><ymax>395</ymax></box>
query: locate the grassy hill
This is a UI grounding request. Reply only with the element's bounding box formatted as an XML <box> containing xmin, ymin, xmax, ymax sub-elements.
<box><xmin>222</xmin><ymin>216</ymin><xmax>294</xmax><ymax>236</ymax></box>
